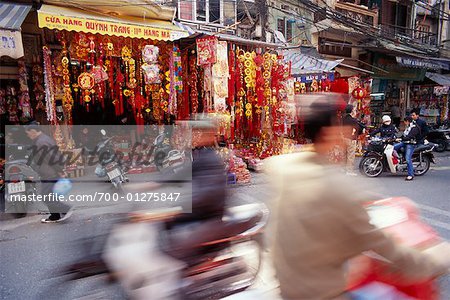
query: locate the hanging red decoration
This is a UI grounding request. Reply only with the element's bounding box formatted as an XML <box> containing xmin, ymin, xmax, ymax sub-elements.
<box><xmin>330</xmin><ymin>78</ymin><xmax>349</xmax><ymax>94</ymax></box>
<box><xmin>352</xmin><ymin>86</ymin><xmax>367</xmax><ymax>100</ymax></box>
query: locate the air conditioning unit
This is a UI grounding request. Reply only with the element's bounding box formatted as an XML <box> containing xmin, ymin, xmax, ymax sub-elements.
<box><xmin>281</xmin><ymin>4</ymin><xmax>291</xmax><ymax>10</ymax></box>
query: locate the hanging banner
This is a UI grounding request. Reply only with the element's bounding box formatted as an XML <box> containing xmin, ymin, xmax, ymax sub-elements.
<box><xmin>212</xmin><ymin>41</ymin><xmax>229</xmax><ymax>104</ymax></box>
<box><xmin>0</xmin><ymin>30</ymin><xmax>24</xmax><ymax>59</ymax></box>
<box><xmin>196</xmin><ymin>36</ymin><xmax>218</xmax><ymax>66</ymax></box>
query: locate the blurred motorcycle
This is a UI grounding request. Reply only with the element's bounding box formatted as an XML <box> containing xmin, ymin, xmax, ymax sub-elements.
<box><xmin>54</xmin><ymin>202</ymin><xmax>269</xmax><ymax>300</ymax></box>
<box><xmin>347</xmin><ymin>197</ymin><xmax>449</xmax><ymax>299</ymax></box>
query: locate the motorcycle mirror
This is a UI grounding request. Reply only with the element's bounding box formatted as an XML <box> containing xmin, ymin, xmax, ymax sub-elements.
<box><xmin>101</xmin><ymin>129</ymin><xmax>106</xmax><ymax>136</ymax></box>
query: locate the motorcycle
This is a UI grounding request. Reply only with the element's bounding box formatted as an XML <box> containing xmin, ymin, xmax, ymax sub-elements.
<box><xmin>53</xmin><ymin>202</ymin><xmax>269</xmax><ymax>300</ymax></box>
<box><xmin>359</xmin><ymin>137</ymin><xmax>435</xmax><ymax>177</ymax></box>
<box><xmin>95</xmin><ymin>129</ymin><xmax>128</xmax><ymax>191</ymax></box>
<box><xmin>2</xmin><ymin>144</ymin><xmax>41</xmax><ymax>217</ymax></box>
<box><xmin>347</xmin><ymin>197</ymin><xmax>449</xmax><ymax>299</ymax></box>
<box><xmin>427</xmin><ymin>128</ymin><xmax>450</xmax><ymax>152</ymax></box>
<box><xmin>152</xmin><ymin>132</ymin><xmax>187</xmax><ymax>175</ymax></box>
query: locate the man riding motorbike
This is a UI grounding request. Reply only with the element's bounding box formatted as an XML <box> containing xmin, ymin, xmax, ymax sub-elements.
<box><xmin>265</xmin><ymin>95</ymin><xmax>449</xmax><ymax>300</ymax></box>
<box><xmin>394</xmin><ymin>116</ymin><xmax>420</xmax><ymax>181</ymax></box>
<box><xmin>370</xmin><ymin>115</ymin><xmax>398</xmax><ymax>139</ymax></box>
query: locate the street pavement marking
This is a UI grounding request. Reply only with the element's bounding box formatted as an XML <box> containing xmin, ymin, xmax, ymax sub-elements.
<box><xmin>418</xmin><ymin>204</ymin><xmax>450</xmax><ymax>218</ymax></box>
<box><xmin>421</xmin><ymin>216</ymin><xmax>450</xmax><ymax>231</ymax></box>
<box><xmin>430</xmin><ymin>166</ymin><xmax>450</xmax><ymax>171</ymax></box>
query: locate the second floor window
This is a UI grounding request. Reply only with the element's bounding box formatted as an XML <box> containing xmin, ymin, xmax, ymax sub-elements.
<box><xmin>178</xmin><ymin>0</ymin><xmax>235</xmax><ymax>26</ymax></box>
<box><xmin>278</xmin><ymin>18</ymin><xmax>294</xmax><ymax>42</ymax></box>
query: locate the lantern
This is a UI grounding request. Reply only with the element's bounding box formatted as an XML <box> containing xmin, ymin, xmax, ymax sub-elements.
<box><xmin>352</xmin><ymin>87</ymin><xmax>367</xmax><ymax>100</ymax></box>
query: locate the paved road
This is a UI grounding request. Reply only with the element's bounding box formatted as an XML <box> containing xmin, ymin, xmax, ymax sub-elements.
<box><xmin>1</xmin><ymin>152</ymin><xmax>449</xmax><ymax>299</ymax></box>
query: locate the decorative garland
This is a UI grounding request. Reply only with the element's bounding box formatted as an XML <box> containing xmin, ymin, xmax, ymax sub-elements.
<box><xmin>17</xmin><ymin>59</ymin><xmax>32</xmax><ymax>118</ymax></box>
<box><xmin>61</xmin><ymin>41</ymin><xmax>74</xmax><ymax>123</ymax></box>
<box><xmin>189</xmin><ymin>54</ymin><xmax>198</xmax><ymax>114</ymax></box>
<box><xmin>43</xmin><ymin>46</ymin><xmax>57</xmax><ymax>123</ymax></box>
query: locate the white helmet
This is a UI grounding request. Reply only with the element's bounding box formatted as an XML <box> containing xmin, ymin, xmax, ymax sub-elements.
<box><xmin>382</xmin><ymin>115</ymin><xmax>391</xmax><ymax>124</ymax></box>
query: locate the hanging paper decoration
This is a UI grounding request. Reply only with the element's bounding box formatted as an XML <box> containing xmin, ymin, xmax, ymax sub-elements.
<box><xmin>352</xmin><ymin>86</ymin><xmax>367</xmax><ymax>100</ymax></box>
<box><xmin>78</xmin><ymin>72</ymin><xmax>95</xmax><ymax>104</ymax></box>
<box><xmin>142</xmin><ymin>64</ymin><xmax>161</xmax><ymax>84</ymax></box>
<box><xmin>196</xmin><ymin>36</ymin><xmax>218</xmax><ymax>66</ymax></box>
<box><xmin>17</xmin><ymin>60</ymin><xmax>32</xmax><ymax>118</ymax></box>
<box><xmin>0</xmin><ymin>89</ymin><xmax>5</xmax><ymax>116</ymax></box>
<box><xmin>189</xmin><ymin>55</ymin><xmax>199</xmax><ymax>113</ymax></box>
<box><xmin>172</xmin><ymin>46</ymin><xmax>183</xmax><ymax>92</ymax></box>
<box><xmin>212</xmin><ymin>41</ymin><xmax>229</xmax><ymax>111</ymax></box>
<box><xmin>141</xmin><ymin>45</ymin><xmax>161</xmax><ymax>84</ymax></box>
<box><xmin>43</xmin><ymin>46</ymin><xmax>57</xmax><ymax>123</ymax></box>
<box><xmin>61</xmin><ymin>41</ymin><xmax>74</xmax><ymax>123</ymax></box>
<box><xmin>32</xmin><ymin>65</ymin><xmax>45</xmax><ymax>111</ymax></box>
<box><xmin>142</xmin><ymin>45</ymin><xmax>159</xmax><ymax>63</ymax></box>
<box><xmin>228</xmin><ymin>48</ymin><xmax>236</xmax><ymax>107</ymax></box>
<box><xmin>169</xmin><ymin>45</ymin><xmax>182</xmax><ymax>115</ymax></box>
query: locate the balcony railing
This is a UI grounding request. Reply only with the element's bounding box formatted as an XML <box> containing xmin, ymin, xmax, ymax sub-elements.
<box><xmin>335</xmin><ymin>0</ymin><xmax>379</xmax><ymax>26</ymax></box>
<box><xmin>379</xmin><ymin>24</ymin><xmax>438</xmax><ymax>47</ymax></box>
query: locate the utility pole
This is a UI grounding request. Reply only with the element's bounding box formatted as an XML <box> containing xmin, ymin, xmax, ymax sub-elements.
<box><xmin>256</xmin><ymin>0</ymin><xmax>268</xmax><ymax>41</ymax></box>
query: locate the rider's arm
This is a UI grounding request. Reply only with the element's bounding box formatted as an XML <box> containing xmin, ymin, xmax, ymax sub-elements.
<box><xmin>369</xmin><ymin>128</ymin><xmax>380</xmax><ymax>137</ymax></box>
<box><xmin>341</xmin><ymin>197</ymin><xmax>449</xmax><ymax>283</ymax></box>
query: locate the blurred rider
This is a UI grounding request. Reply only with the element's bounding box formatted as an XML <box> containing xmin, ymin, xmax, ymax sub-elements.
<box><xmin>394</xmin><ymin>116</ymin><xmax>421</xmax><ymax>181</ymax></box>
<box><xmin>265</xmin><ymin>94</ymin><xmax>449</xmax><ymax>300</ymax></box>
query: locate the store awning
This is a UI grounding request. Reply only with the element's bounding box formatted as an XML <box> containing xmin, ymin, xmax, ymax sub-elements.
<box><xmin>425</xmin><ymin>72</ymin><xmax>450</xmax><ymax>86</ymax></box>
<box><xmin>0</xmin><ymin>3</ymin><xmax>31</xmax><ymax>59</ymax></box>
<box><xmin>283</xmin><ymin>49</ymin><xmax>343</xmax><ymax>75</ymax></box>
<box><xmin>37</xmin><ymin>4</ymin><xmax>189</xmax><ymax>41</ymax></box>
<box><xmin>0</xmin><ymin>3</ymin><xmax>31</xmax><ymax>30</ymax></box>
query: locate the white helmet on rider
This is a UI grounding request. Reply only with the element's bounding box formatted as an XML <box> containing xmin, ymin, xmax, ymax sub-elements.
<box><xmin>382</xmin><ymin>115</ymin><xmax>391</xmax><ymax>125</ymax></box>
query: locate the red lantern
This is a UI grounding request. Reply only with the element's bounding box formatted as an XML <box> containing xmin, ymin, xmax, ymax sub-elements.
<box><xmin>352</xmin><ymin>87</ymin><xmax>367</xmax><ymax>100</ymax></box>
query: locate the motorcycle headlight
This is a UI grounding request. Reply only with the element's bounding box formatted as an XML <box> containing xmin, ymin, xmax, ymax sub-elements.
<box><xmin>445</xmin><ymin>134</ymin><xmax>450</xmax><ymax>140</ymax></box>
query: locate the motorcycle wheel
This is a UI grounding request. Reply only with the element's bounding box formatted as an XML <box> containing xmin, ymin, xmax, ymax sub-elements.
<box><xmin>433</xmin><ymin>139</ymin><xmax>447</xmax><ymax>152</ymax></box>
<box><xmin>359</xmin><ymin>156</ymin><xmax>383</xmax><ymax>177</ymax></box>
<box><xmin>413</xmin><ymin>155</ymin><xmax>430</xmax><ymax>176</ymax></box>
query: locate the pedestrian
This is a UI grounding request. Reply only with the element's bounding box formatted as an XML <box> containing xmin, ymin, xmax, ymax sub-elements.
<box><xmin>370</xmin><ymin>115</ymin><xmax>398</xmax><ymax>139</ymax></box>
<box><xmin>342</xmin><ymin>104</ymin><xmax>364</xmax><ymax>176</ymax></box>
<box><xmin>411</xmin><ymin>110</ymin><xmax>429</xmax><ymax>144</ymax></box>
<box><xmin>390</xmin><ymin>103</ymin><xmax>401</xmax><ymax>128</ymax></box>
<box><xmin>25</xmin><ymin>123</ymin><xmax>73</xmax><ymax>223</ymax></box>
<box><xmin>394</xmin><ymin>116</ymin><xmax>420</xmax><ymax>181</ymax></box>
<box><xmin>264</xmin><ymin>95</ymin><xmax>450</xmax><ymax>300</ymax></box>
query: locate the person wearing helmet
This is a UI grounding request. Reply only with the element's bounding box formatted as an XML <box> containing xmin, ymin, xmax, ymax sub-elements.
<box><xmin>370</xmin><ymin>115</ymin><xmax>398</xmax><ymax>139</ymax></box>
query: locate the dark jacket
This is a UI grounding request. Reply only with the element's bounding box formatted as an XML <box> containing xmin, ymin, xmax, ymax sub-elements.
<box><xmin>343</xmin><ymin>114</ymin><xmax>364</xmax><ymax>140</ymax></box>
<box><xmin>415</xmin><ymin>118</ymin><xmax>429</xmax><ymax>143</ymax></box>
<box><xmin>370</xmin><ymin>124</ymin><xmax>398</xmax><ymax>139</ymax></box>
<box><xmin>29</xmin><ymin>133</ymin><xmax>64</xmax><ymax>179</ymax></box>
<box><xmin>402</xmin><ymin>123</ymin><xmax>421</xmax><ymax>144</ymax></box>
<box><xmin>172</xmin><ymin>148</ymin><xmax>226</xmax><ymax>223</ymax></box>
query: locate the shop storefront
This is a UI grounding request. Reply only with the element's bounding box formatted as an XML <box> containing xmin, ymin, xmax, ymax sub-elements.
<box><xmin>410</xmin><ymin>72</ymin><xmax>450</xmax><ymax>125</ymax></box>
<box><xmin>371</xmin><ymin>53</ymin><xmax>426</xmax><ymax>126</ymax></box>
<box><xmin>0</xmin><ymin>3</ymin><xmax>33</xmax><ymax>127</ymax></box>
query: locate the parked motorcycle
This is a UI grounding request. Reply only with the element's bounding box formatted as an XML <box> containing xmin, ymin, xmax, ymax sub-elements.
<box><xmin>359</xmin><ymin>137</ymin><xmax>435</xmax><ymax>177</ymax></box>
<box><xmin>153</xmin><ymin>132</ymin><xmax>187</xmax><ymax>174</ymax></box>
<box><xmin>95</xmin><ymin>129</ymin><xmax>128</xmax><ymax>191</ymax></box>
<box><xmin>52</xmin><ymin>202</ymin><xmax>269</xmax><ymax>300</ymax></box>
<box><xmin>2</xmin><ymin>144</ymin><xmax>41</xmax><ymax>217</ymax></box>
<box><xmin>427</xmin><ymin>128</ymin><xmax>450</xmax><ymax>152</ymax></box>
